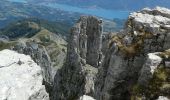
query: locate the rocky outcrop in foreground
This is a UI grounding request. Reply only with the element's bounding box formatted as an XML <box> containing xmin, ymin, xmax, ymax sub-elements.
<box><xmin>79</xmin><ymin>95</ymin><xmax>95</xmax><ymax>100</ymax></box>
<box><xmin>0</xmin><ymin>49</ymin><xmax>49</xmax><ymax>100</ymax></box>
<box><xmin>12</xmin><ymin>41</ymin><xmax>54</xmax><ymax>95</ymax></box>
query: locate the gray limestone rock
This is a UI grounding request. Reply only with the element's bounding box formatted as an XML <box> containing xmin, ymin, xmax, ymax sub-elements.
<box><xmin>95</xmin><ymin>7</ymin><xmax>170</xmax><ymax>100</ymax></box>
<box><xmin>52</xmin><ymin>16</ymin><xmax>102</xmax><ymax>100</ymax></box>
<box><xmin>12</xmin><ymin>41</ymin><xmax>53</xmax><ymax>94</ymax></box>
<box><xmin>0</xmin><ymin>49</ymin><xmax>49</xmax><ymax>100</ymax></box>
<box><xmin>138</xmin><ymin>53</ymin><xmax>162</xmax><ymax>86</ymax></box>
<box><xmin>51</xmin><ymin>7</ymin><xmax>170</xmax><ymax>100</ymax></box>
<box><xmin>79</xmin><ymin>95</ymin><xmax>95</xmax><ymax>100</ymax></box>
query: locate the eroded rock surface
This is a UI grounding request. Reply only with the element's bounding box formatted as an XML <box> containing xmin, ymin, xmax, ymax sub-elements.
<box><xmin>0</xmin><ymin>49</ymin><xmax>49</xmax><ymax>100</ymax></box>
<box><xmin>13</xmin><ymin>41</ymin><xmax>53</xmax><ymax>85</ymax></box>
<box><xmin>52</xmin><ymin>16</ymin><xmax>102</xmax><ymax>100</ymax></box>
<box><xmin>50</xmin><ymin>7</ymin><xmax>170</xmax><ymax>100</ymax></box>
<box><xmin>138</xmin><ymin>53</ymin><xmax>162</xmax><ymax>85</ymax></box>
<box><xmin>79</xmin><ymin>95</ymin><xmax>95</xmax><ymax>100</ymax></box>
<box><xmin>95</xmin><ymin>7</ymin><xmax>170</xmax><ymax>100</ymax></box>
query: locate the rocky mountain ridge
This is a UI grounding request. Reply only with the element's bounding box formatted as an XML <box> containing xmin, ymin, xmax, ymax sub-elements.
<box><xmin>95</xmin><ymin>7</ymin><xmax>170</xmax><ymax>100</ymax></box>
<box><xmin>0</xmin><ymin>19</ymin><xmax>67</xmax><ymax>98</ymax></box>
<box><xmin>51</xmin><ymin>7</ymin><xmax>170</xmax><ymax>100</ymax></box>
<box><xmin>0</xmin><ymin>6</ymin><xmax>170</xmax><ymax>100</ymax></box>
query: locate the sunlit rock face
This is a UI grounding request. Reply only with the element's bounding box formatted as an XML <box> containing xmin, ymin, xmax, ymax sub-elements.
<box><xmin>157</xmin><ymin>96</ymin><xmax>170</xmax><ymax>100</ymax></box>
<box><xmin>0</xmin><ymin>49</ymin><xmax>49</xmax><ymax>100</ymax></box>
<box><xmin>95</xmin><ymin>7</ymin><xmax>170</xmax><ymax>100</ymax></box>
<box><xmin>13</xmin><ymin>41</ymin><xmax>53</xmax><ymax>86</ymax></box>
<box><xmin>79</xmin><ymin>95</ymin><xmax>95</xmax><ymax>100</ymax></box>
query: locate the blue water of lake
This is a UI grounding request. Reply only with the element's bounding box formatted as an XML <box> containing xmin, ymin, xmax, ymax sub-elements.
<box><xmin>42</xmin><ymin>3</ymin><xmax>130</xmax><ymax>20</ymax></box>
<box><xmin>7</xmin><ymin>0</ymin><xmax>130</xmax><ymax>20</ymax></box>
<box><xmin>7</xmin><ymin>0</ymin><xmax>27</xmax><ymax>3</ymax></box>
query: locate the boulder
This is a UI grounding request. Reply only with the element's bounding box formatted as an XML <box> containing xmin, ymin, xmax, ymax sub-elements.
<box><xmin>138</xmin><ymin>53</ymin><xmax>162</xmax><ymax>85</ymax></box>
<box><xmin>0</xmin><ymin>49</ymin><xmax>49</xmax><ymax>100</ymax></box>
<box><xmin>79</xmin><ymin>95</ymin><xmax>95</xmax><ymax>100</ymax></box>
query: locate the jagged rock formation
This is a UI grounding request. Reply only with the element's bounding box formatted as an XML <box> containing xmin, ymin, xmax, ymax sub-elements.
<box><xmin>95</xmin><ymin>7</ymin><xmax>170</xmax><ymax>100</ymax></box>
<box><xmin>0</xmin><ymin>49</ymin><xmax>49</xmax><ymax>100</ymax></box>
<box><xmin>0</xmin><ymin>21</ymin><xmax>67</xmax><ymax>98</ymax></box>
<box><xmin>52</xmin><ymin>16</ymin><xmax>102</xmax><ymax>100</ymax></box>
<box><xmin>5</xmin><ymin>6</ymin><xmax>169</xmax><ymax>100</ymax></box>
<box><xmin>50</xmin><ymin>7</ymin><xmax>170</xmax><ymax>100</ymax></box>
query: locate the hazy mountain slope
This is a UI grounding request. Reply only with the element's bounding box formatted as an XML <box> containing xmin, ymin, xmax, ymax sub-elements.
<box><xmin>0</xmin><ymin>18</ymin><xmax>71</xmax><ymax>39</ymax></box>
<box><xmin>27</xmin><ymin>0</ymin><xmax>170</xmax><ymax>11</ymax></box>
<box><xmin>0</xmin><ymin>18</ymin><xmax>67</xmax><ymax>64</ymax></box>
<box><xmin>0</xmin><ymin>0</ymin><xmax>79</xmax><ymax>28</ymax></box>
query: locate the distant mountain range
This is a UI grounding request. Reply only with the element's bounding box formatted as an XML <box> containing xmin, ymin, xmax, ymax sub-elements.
<box><xmin>0</xmin><ymin>18</ymin><xmax>71</xmax><ymax>38</ymax></box>
<box><xmin>26</xmin><ymin>0</ymin><xmax>170</xmax><ymax>11</ymax></box>
<box><xmin>1</xmin><ymin>0</ymin><xmax>126</xmax><ymax>34</ymax></box>
<box><xmin>0</xmin><ymin>0</ymin><xmax>79</xmax><ymax>29</ymax></box>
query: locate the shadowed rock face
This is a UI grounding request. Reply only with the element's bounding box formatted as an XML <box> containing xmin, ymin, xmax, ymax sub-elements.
<box><xmin>51</xmin><ymin>16</ymin><xmax>102</xmax><ymax>100</ymax></box>
<box><xmin>78</xmin><ymin>16</ymin><xmax>103</xmax><ymax>67</ymax></box>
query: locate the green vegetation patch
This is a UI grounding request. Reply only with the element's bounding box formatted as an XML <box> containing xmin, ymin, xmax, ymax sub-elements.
<box><xmin>0</xmin><ymin>20</ymin><xmax>41</xmax><ymax>39</ymax></box>
<box><xmin>108</xmin><ymin>22</ymin><xmax>155</xmax><ymax>58</ymax></box>
<box><xmin>0</xmin><ymin>41</ymin><xmax>17</xmax><ymax>50</ymax></box>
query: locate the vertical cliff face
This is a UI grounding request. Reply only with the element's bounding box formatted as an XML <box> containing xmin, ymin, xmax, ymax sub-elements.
<box><xmin>78</xmin><ymin>16</ymin><xmax>103</xmax><ymax>67</ymax></box>
<box><xmin>52</xmin><ymin>16</ymin><xmax>102</xmax><ymax>100</ymax></box>
<box><xmin>95</xmin><ymin>7</ymin><xmax>170</xmax><ymax>100</ymax></box>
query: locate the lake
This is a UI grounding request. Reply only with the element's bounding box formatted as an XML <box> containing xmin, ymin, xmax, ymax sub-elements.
<box><xmin>7</xmin><ymin>0</ymin><xmax>27</xmax><ymax>3</ymax></box>
<box><xmin>7</xmin><ymin>0</ymin><xmax>130</xmax><ymax>20</ymax></box>
<box><xmin>42</xmin><ymin>3</ymin><xmax>130</xmax><ymax>20</ymax></box>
